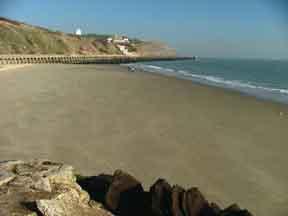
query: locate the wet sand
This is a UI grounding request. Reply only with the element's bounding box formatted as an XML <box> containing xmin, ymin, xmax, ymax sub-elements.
<box><xmin>0</xmin><ymin>64</ymin><xmax>288</xmax><ymax>215</ymax></box>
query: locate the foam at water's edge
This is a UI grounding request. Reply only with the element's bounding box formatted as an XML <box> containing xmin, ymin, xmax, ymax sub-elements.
<box><xmin>125</xmin><ymin>63</ymin><xmax>288</xmax><ymax>104</ymax></box>
<box><xmin>178</xmin><ymin>70</ymin><xmax>288</xmax><ymax>95</ymax></box>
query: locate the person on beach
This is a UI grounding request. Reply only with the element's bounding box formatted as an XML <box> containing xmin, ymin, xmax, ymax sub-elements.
<box><xmin>128</xmin><ymin>66</ymin><xmax>136</xmax><ymax>72</ymax></box>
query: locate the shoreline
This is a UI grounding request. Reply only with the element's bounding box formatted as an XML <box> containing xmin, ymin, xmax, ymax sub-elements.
<box><xmin>124</xmin><ymin>63</ymin><xmax>288</xmax><ymax>106</ymax></box>
<box><xmin>123</xmin><ymin>64</ymin><xmax>288</xmax><ymax>108</ymax></box>
<box><xmin>0</xmin><ymin>64</ymin><xmax>287</xmax><ymax>216</ymax></box>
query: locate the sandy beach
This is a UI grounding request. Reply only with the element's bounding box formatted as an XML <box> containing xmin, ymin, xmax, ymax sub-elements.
<box><xmin>0</xmin><ymin>64</ymin><xmax>287</xmax><ymax>216</ymax></box>
<box><xmin>0</xmin><ymin>64</ymin><xmax>31</xmax><ymax>71</ymax></box>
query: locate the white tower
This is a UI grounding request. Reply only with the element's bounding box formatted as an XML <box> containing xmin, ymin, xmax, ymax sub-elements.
<box><xmin>75</xmin><ymin>28</ymin><xmax>82</xmax><ymax>36</ymax></box>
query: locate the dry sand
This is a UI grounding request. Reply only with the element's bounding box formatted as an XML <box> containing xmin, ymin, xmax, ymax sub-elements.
<box><xmin>0</xmin><ymin>64</ymin><xmax>32</xmax><ymax>71</ymax></box>
<box><xmin>0</xmin><ymin>64</ymin><xmax>287</xmax><ymax>215</ymax></box>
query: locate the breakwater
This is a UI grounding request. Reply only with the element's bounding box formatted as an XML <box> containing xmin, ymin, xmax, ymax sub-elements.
<box><xmin>0</xmin><ymin>55</ymin><xmax>190</xmax><ymax>65</ymax></box>
<box><xmin>0</xmin><ymin>159</ymin><xmax>253</xmax><ymax>216</ymax></box>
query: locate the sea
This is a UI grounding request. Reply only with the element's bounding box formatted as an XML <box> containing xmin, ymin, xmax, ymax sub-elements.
<box><xmin>126</xmin><ymin>58</ymin><xmax>288</xmax><ymax>104</ymax></box>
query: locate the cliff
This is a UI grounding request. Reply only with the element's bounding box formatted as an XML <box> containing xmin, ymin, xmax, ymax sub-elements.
<box><xmin>0</xmin><ymin>17</ymin><xmax>176</xmax><ymax>57</ymax></box>
<box><xmin>0</xmin><ymin>159</ymin><xmax>253</xmax><ymax>216</ymax></box>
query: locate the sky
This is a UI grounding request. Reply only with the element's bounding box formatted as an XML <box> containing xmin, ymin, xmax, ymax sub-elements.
<box><xmin>1</xmin><ymin>0</ymin><xmax>288</xmax><ymax>59</ymax></box>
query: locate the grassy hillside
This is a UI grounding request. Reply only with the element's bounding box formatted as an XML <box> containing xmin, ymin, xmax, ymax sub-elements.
<box><xmin>0</xmin><ymin>17</ymin><xmax>176</xmax><ymax>56</ymax></box>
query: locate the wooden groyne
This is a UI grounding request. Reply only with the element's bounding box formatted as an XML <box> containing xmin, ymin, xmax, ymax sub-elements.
<box><xmin>0</xmin><ymin>55</ymin><xmax>191</xmax><ymax>65</ymax></box>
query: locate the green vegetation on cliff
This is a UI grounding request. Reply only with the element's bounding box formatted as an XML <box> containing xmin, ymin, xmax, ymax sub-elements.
<box><xmin>0</xmin><ymin>17</ymin><xmax>121</xmax><ymax>55</ymax></box>
<box><xmin>0</xmin><ymin>17</ymin><xmax>176</xmax><ymax>56</ymax></box>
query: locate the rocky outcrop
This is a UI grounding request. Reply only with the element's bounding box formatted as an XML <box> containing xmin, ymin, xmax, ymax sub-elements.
<box><xmin>0</xmin><ymin>160</ymin><xmax>254</xmax><ymax>216</ymax></box>
<box><xmin>0</xmin><ymin>160</ymin><xmax>113</xmax><ymax>216</ymax></box>
<box><xmin>78</xmin><ymin>170</ymin><xmax>253</xmax><ymax>216</ymax></box>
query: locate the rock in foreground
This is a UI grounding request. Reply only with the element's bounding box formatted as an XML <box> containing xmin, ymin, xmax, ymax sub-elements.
<box><xmin>0</xmin><ymin>160</ymin><xmax>113</xmax><ymax>216</ymax></box>
<box><xmin>0</xmin><ymin>160</ymin><xmax>254</xmax><ymax>216</ymax></box>
<box><xmin>78</xmin><ymin>171</ymin><xmax>253</xmax><ymax>216</ymax></box>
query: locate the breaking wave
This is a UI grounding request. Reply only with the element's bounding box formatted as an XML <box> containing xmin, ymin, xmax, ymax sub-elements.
<box><xmin>126</xmin><ymin>63</ymin><xmax>288</xmax><ymax>104</ymax></box>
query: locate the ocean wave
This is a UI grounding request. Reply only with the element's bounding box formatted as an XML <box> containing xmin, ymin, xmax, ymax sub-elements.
<box><xmin>178</xmin><ymin>70</ymin><xmax>288</xmax><ymax>95</ymax></box>
<box><xmin>144</xmin><ymin>65</ymin><xmax>175</xmax><ymax>73</ymax></box>
<box><xmin>130</xmin><ymin>64</ymin><xmax>288</xmax><ymax>96</ymax></box>
<box><xmin>143</xmin><ymin>65</ymin><xmax>164</xmax><ymax>70</ymax></box>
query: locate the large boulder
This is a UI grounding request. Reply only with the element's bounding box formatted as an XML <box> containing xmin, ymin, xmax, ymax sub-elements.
<box><xmin>150</xmin><ymin>179</ymin><xmax>173</xmax><ymax>216</ymax></box>
<box><xmin>0</xmin><ymin>159</ymin><xmax>113</xmax><ymax>216</ymax></box>
<box><xmin>105</xmin><ymin>170</ymin><xmax>145</xmax><ymax>213</ymax></box>
<box><xmin>149</xmin><ymin>181</ymin><xmax>215</xmax><ymax>216</ymax></box>
<box><xmin>78</xmin><ymin>170</ymin><xmax>150</xmax><ymax>216</ymax></box>
<box><xmin>77</xmin><ymin>174</ymin><xmax>114</xmax><ymax>204</ymax></box>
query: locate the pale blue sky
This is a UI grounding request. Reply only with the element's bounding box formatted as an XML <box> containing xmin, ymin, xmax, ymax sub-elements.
<box><xmin>1</xmin><ymin>0</ymin><xmax>288</xmax><ymax>59</ymax></box>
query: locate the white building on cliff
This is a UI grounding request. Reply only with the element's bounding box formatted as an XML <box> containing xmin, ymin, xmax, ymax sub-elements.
<box><xmin>107</xmin><ymin>35</ymin><xmax>130</xmax><ymax>44</ymax></box>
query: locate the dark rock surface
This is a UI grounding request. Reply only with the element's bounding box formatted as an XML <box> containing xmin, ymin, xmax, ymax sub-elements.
<box><xmin>79</xmin><ymin>170</ymin><xmax>151</xmax><ymax>216</ymax></box>
<box><xmin>77</xmin><ymin>170</ymin><xmax>254</xmax><ymax>216</ymax></box>
<box><xmin>150</xmin><ymin>179</ymin><xmax>173</xmax><ymax>216</ymax></box>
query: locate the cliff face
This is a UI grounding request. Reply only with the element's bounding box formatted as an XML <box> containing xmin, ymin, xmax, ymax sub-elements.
<box><xmin>135</xmin><ymin>41</ymin><xmax>176</xmax><ymax>57</ymax></box>
<box><xmin>0</xmin><ymin>159</ymin><xmax>253</xmax><ymax>216</ymax></box>
<box><xmin>0</xmin><ymin>17</ymin><xmax>176</xmax><ymax>57</ymax></box>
